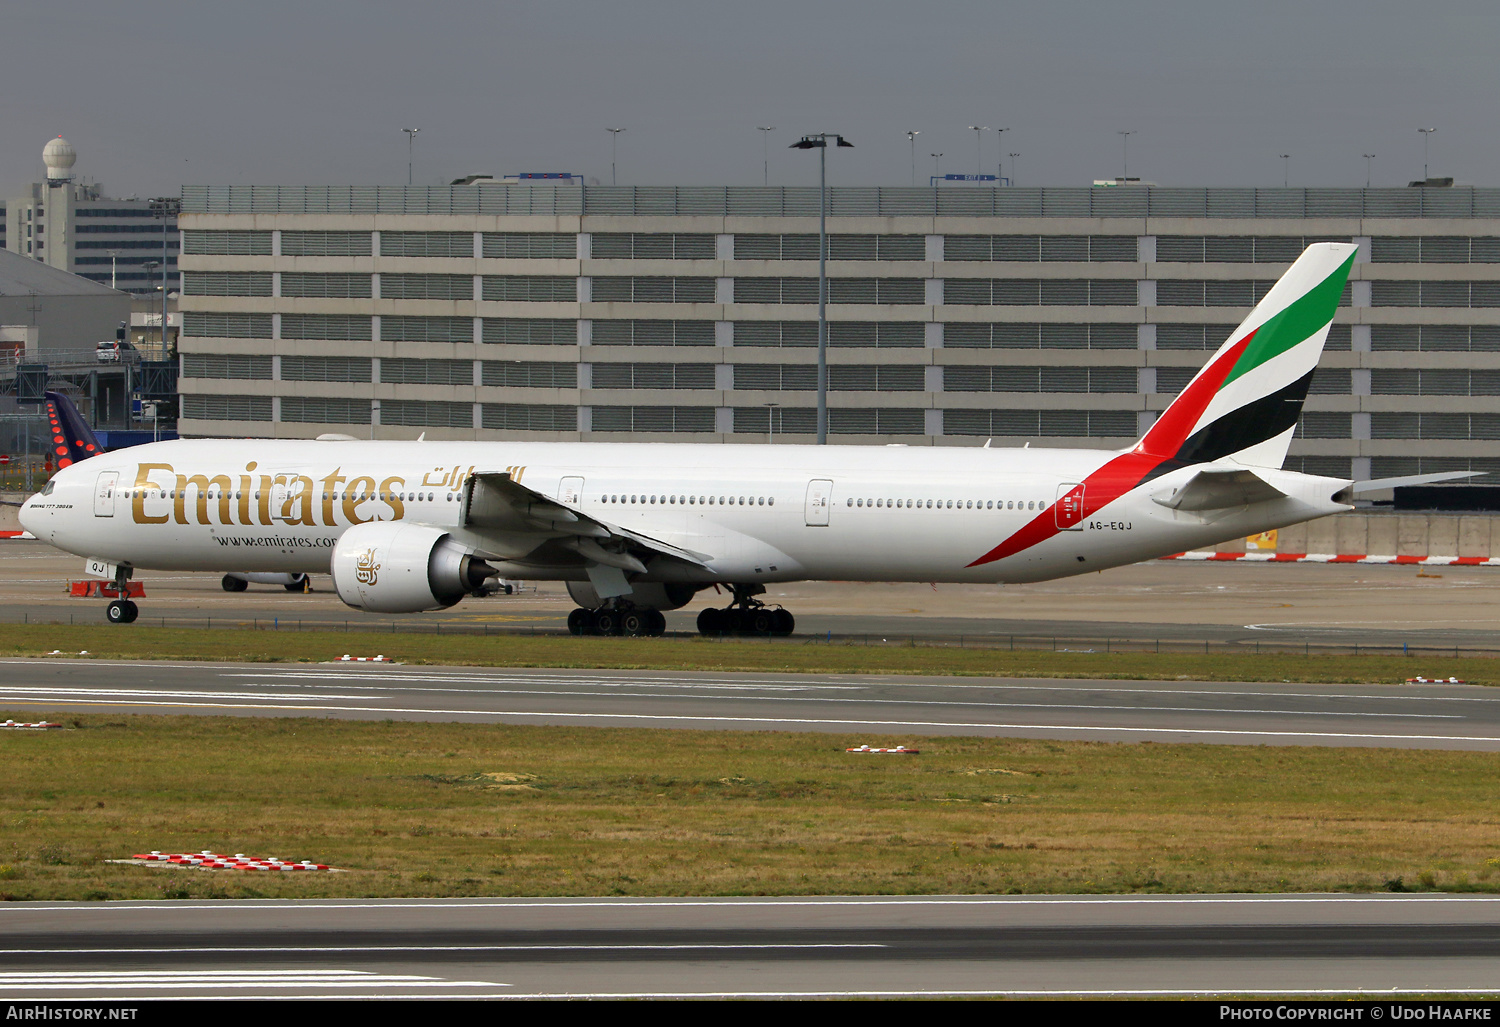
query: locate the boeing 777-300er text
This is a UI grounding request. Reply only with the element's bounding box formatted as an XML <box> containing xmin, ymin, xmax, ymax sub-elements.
<box><xmin>19</xmin><ymin>243</ymin><xmax>1466</xmax><ymax>635</ymax></box>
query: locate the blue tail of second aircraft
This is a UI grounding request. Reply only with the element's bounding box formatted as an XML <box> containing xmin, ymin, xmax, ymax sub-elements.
<box><xmin>44</xmin><ymin>391</ymin><xmax>104</xmax><ymax>468</ymax></box>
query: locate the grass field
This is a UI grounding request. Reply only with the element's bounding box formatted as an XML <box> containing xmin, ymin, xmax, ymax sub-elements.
<box><xmin>2</xmin><ymin>713</ymin><xmax>1499</xmax><ymax>902</ymax></box>
<box><xmin>0</xmin><ymin>623</ymin><xmax>1494</xmax><ymax>685</ymax></box>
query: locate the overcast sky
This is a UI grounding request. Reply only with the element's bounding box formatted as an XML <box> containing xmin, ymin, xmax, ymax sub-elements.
<box><xmin>3</xmin><ymin>1</ymin><xmax>1495</xmax><ymax>197</ymax></box>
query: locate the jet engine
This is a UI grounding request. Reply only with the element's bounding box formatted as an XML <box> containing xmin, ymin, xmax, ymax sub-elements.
<box><xmin>331</xmin><ymin>522</ymin><xmax>496</xmax><ymax>613</ymax></box>
<box><xmin>565</xmin><ymin>580</ymin><xmax>701</xmax><ymax>611</ymax></box>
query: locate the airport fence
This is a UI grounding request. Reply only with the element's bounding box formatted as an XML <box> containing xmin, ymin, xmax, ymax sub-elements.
<box><xmin>10</xmin><ymin>608</ymin><xmax>1500</xmax><ymax>661</ymax></box>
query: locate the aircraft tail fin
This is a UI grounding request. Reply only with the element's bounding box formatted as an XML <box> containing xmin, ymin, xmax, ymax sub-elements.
<box><xmin>44</xmin><ymin>391</ymin><xmax>104</xmax><ymax>468</ymax></box>
<box><xmin>1135</xmin><ymin>242</ymin><xmax>1358</xmax><ymax>469</ymax></box>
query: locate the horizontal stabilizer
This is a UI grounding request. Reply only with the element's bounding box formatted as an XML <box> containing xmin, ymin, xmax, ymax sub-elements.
<box><xmin>1152</xmin><ymin>468</ymin><xmax>1287</xmax><ymax>512</ymax></box>
<box><xmin>1346</xmin><ymin>471</ymin><xmax>1486</xmax><ymax>494</ymax></box>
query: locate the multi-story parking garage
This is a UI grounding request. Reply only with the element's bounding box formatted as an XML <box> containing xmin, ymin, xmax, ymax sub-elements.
<box><xmin>177</xmin><ymin>183</ymin><xmax>1500</xmax><ymax>488</ymax></box>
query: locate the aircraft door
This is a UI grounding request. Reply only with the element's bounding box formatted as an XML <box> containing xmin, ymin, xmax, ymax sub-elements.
<box><xmin>558</xmin><ymin>476</ymin><xmax>585</xmax><ymax>506</ymax></box>
<box><xmin>93</xmin><ymin>471</ymin><xmax>118</xmax><ymax>518</ymax></box>
<box><xmin>805</xmin><ymin>479</ymin><xmax>833</xmax><ymax>526</ymax></box>
<box><xmin>1055</xmin><ymin>482</ymin><xmax>1084</xmax><ymax>531</ymax></box>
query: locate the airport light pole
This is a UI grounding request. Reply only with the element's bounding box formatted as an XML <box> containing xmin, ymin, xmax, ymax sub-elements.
<box><xmin>789</xmin><ymin>133</ymin><xmax>853</xmax><ymax>445</ymax></box>
<box><xmin>930</xmin><ymin>152</ymin><xmax>943</xmax><ymax>179</ymax></box>
<box><xmin>1418</xmin><ymin>127</ymin><xmax>1436</xmax><ymax>180</ymax></box>
<box><xmin>108</xmin><ymin>250</ymin><xmax>118</xmax><ymax>290</ymax></box>
<box><xmin>1009</xmin><ymin>152</ymin><xmax>1020</xmax><ymax>187</ymax></box>
<box><xmin>757</xmin><ymin>127</ymin><xmax>775</xmax><ymax>186</ymax></box>
<box><xmin>1280</xmin><ymin>154</ymin><xmax>1290</xmax><ymax>187</ymax></box>
<box><xmin>906</xmin><ymin>131</ymin><xmax>919</xmax><ymax>186</ymax></box>
<box><xmin>607</xmin><ymin>128</ymin><xmax>626</xmax><ymax>185</ymax></box>
<box><xmin>401</xmin><ymin>128</ymin><xmax>419</xmax><ymax>186</ymax></box>
<box><xmin>149</xmin><ymin>197</ymin><xmax>180</xmax><ymax>359</ymax></box>
<box><xmin>1363</xmin><ymin>154</ymin><xmax>1376</xmax><ymax>188</ymax></box>
<box><xmin>1118</xmin><ymin>130</ymin><xmax>1135</xmax><ymax>182</ymax></box>
<box><xmin>968</xmin><ymin>126</ymin><xmax>988</xmax><ymax>175</ymax></box>
<box><xmin>993</xmin><ymin>127</ymin><xmax>1009</xmax><ymax>179</ymax></box>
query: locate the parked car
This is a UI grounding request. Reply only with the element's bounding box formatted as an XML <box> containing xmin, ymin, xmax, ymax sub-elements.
<box><xmin>95</xmin><ymin>340</ymin><xmax>137</xmax><ymax>363</ymax></box>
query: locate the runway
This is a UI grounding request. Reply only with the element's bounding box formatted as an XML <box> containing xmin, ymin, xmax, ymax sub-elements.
<box><xmin>3</xmin><ymin>895</ymin><xmax>1500</xmax><ymax>998</ymax></box>
<box><xmin>3</xmin><ymin>658</ymin><xmax>1499</xmax><ymax>749</ymax></box>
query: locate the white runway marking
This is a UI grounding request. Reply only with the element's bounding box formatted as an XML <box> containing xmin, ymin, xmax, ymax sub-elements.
<box><xmin>0</xmin><ymin>687</ymin><xmax>1464</xmax><ymax>724</ymax></box>
<box><xmin>0</xmin><ymin>969</ymin><xmax>506</xmax><ymax>992</ymax></box>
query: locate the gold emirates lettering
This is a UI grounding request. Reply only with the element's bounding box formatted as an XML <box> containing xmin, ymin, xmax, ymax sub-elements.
<box><xmin>127</xmin><ymin>462</ymin><xmax>444</xmax><ymax>528</ymax></box>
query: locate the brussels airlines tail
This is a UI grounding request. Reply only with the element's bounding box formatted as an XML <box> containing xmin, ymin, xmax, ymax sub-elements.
<box><xmin>27</xmin><ymin>243</ymin><xmax>1457</xmax><ymax>636</ymax></box>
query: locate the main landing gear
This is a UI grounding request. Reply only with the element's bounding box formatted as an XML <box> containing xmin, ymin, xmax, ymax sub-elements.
<box><xmin>696</xmin><ymin>584</ymin><xmax>794</xmax><ymax>637</ymax></box>
<box><xmin>567</xmin><ymin>605</ymin><xmax>667</xmax><ymax>637</ymax></box>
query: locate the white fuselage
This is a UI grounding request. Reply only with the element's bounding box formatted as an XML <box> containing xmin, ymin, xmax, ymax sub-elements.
<box><xmin>19</xmin><ymin>438</ymin><xmax>1350</xmax><ymax>588</ymax></box>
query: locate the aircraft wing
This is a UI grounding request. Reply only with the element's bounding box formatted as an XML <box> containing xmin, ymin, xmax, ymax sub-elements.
<box><xmin>1151</xmin><ymin>468</ymin><xmax>1288</xmax><ymax>512</ymax></box>
<box><xmin>460</xmin><ymin>472</ymin><xmax>713</xmax><ymax>571</ymax></box>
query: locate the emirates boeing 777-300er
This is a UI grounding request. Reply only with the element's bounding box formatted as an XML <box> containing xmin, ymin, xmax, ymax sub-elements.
<box><xmin>19</xmin><ymin>243</ymin><xmax>1461</xmax><ymax>635</ymax></box>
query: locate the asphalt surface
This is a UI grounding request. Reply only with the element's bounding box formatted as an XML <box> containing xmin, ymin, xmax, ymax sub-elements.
<box><xmin>3</xmin><ymin>658</ymin><xmax>1498</xmax><ymax>749</ymax></box>
<box><xmin>7</xmin><ymin>540</ymin><xmax>1500</xmax><ymax>651</ymax></box>
<box><xmin>3</xmin><ymin>895</ymin><xmax>1500</xmax><ymax>998</ymax></box>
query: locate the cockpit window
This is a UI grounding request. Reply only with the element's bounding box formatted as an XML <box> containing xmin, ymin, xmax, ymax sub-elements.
<box><xmin>39</xmin><ymin>480</ymin><xmax>55</xmax><ymax>496</ymax></box>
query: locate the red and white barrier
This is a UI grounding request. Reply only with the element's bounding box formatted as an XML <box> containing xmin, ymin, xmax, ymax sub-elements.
<box><xmin>0</xmin><ymin>531</ymin><xmax>34</xmax><ymax>540</ymax></box>
<box><xmin>337</xmin><ymin>655</ymin><xmax>391</xmax><ymax>663</ymax></box>
<box><xmin>1406</xmin><ymin>677</ymin><xmax>1466</xmax><ymax>684</ymax></box>
<box><xmin>846</xmin><ymin>745</ymin><xmax>919</xmax><ymax>754</ymax></box>
<box><xmin>1</xmin><ymin>720</ymin><xmax>61</xmax><ymax>729</ymax></box>
<box><xmin>1162</xmin><ymin>552</ymin><xmax>1500</xmax><ymax>566</ymax></box>
<box><xmin>128</xmin><ymin>849</ymin><xmax>333</xmax><ymax>871</ymax></box>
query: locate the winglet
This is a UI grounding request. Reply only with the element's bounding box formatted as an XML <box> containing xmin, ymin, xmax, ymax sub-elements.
<box><xmin>43</xmin><ymin>391</ymin><xmax>104</xmax><ymax>468</ymax></box>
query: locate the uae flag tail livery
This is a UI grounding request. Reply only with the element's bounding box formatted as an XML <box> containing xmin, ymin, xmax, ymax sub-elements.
<box><xmin>1134</xmin><ymin>242</ymin><xmax>1359</xmax><ymax>472</ymax></box>
<box><xmin>967</xmin><ymin>243</ymin><xmax>1359</xmax><ymax>569</ymax></box>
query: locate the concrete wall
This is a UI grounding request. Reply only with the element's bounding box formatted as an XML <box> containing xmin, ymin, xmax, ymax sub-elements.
<box><xmin>1211</xmin><ymin>511</ymin><xmax>1500</xmax><ymax>557</ymax></box>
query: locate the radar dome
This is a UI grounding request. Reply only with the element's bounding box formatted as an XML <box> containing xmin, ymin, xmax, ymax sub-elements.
<box><xmin>43</xmin><ymin>136</ymin><xmax>77</xmax><ymax>180</ymax></box>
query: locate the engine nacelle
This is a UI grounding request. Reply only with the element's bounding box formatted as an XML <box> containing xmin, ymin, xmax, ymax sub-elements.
<box><xmin>331</xmin><ymin>522</ymin><xmax>495</xmax><ymax>613</ymax></box>
<box><xmin>566</xmin><ymin>580</ymin><xmax>701</xmax><ymax>611</ymax></box>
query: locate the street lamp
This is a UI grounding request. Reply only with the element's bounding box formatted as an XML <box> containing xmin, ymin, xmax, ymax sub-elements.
<box><xmin>1009</xmin><ymin>152</ymin><xmax>1020</xmax><ymax>187</ymax></box>
<box><xmin>993</xmin><ymin>127</ymin><xmax>1009</xmax><ymax>180</ymax></box>
<box><xmin>149</xmin><ymin>197</ymin><xmax>180</xmax><ymax>359</ymax></box>
<box><xmin>1363</xmin><ymin>154</ymin><xmax>1376</xmax><ymax>188</ymax></box>
<box><xmin>968</xmin><ymin>126</ymin><xmax>988</xmax><ymax>175</ymax></box>
<box><xmin>1279</xmin><ymin>153</ymin><xmax>1290</xmax><ymax>187</ymax></box>
<box><xmin>606</xmin><ymin>128</ymin><xmax>626</xmax><ymax>185</ymax></box>
<box><xmin>788</xmin><ymin>133</ymin><xmax>853</xmax><ymax>445</ymax></box>
<box><xmin>108</xmin><ymin>250</ymin><xmax>118</xmax><ymax>290</ymax></box>
<box><xmin>401</xmin><ymin>128</ymin><xmax>419</xmax><ymax>186</ymax></box>
<box><xmin>757</xmin><ymin>127</ymin><xmax>775</xmax><ymax>186</ymax></box>
<box><xmin>905</xmin><ymin>131</ymin><xmax>920</xmax><ymax>186</ymax></box>
<box><xmin>930</xmin><ymin>152</ymin><xmax>943</xmax><ymax>179</ymax></box>
<box><xmin>1118</xmin><ymin>130</ymin><xmax>1135</xmax><ymax>182</ymax></box>
<box><xmin>1418</xmin><ymin>127</ymin><xmax>1436</xmax><ymax>180</ymax></box>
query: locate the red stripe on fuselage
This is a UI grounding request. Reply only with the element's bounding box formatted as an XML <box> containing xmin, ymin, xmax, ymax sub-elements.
<box><xmin>966</xmin><ymin>332</ymin><xmax>1255</xmax><ymax>568</ymax></box>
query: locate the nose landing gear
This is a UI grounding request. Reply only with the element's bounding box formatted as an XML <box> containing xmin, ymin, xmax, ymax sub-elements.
<box><xmin>696</xmin><ymin>583</ymin><xmax>795</xmax><ymax>637</ymax></box>
<box><xmin>105</xmin><ymin>565</ymin><xmax>138</xmax><ymax>624</ymax></box>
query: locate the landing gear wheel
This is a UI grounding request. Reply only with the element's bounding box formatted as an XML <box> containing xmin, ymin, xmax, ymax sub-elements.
<box><xmin>646</xmin><ymin>610</ymin><xmax>667</xmax><ymax>636</ymax></box>
<box><xmin>772</xmin><ymin>609</ymin><xmax>795</xmax><ymax>637</ymax></box>
<box><xmin>749</xmin><ymin>610</ymin><xmax>773</xmax><ymax>635</ymax></box>
<box><xmin>567</xmin><ymin>608</ymin><xmax>591</xmax><ymax>636</ymax></box>
<box><xmin>221</xmin><ymin>575</ymin><xmax>247</xmax><ymax>593</ymax></box>
<box><xmin>621</xmin><ymin>611</ymin><xmax>647</xmax><ymax>637</ymax></box>
<box><xmin>106</xmin><ymin>599</ymin><xmax>138</xmax><ymax>625</ymax></box>
<box><xmin>284</xmin><ymin>579</ymin><xmax>304</xmax><ymax>593</ymax></box>
<box><xmin>697</xmin><ymin>608</ymin><xmax>722</xmax><ymax>636</ymax></box>
<box><xmin>593</xmin><ymin>609</ymin><xmax>621</xmax><ymax>636</ymax></box>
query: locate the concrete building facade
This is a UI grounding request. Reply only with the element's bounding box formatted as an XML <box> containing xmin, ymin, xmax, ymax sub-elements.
<box><xmin>5</xmin><ymin>138</ymin><xmax>180</xmax><ymax>297</ymax></box>
<box><xmin>176</xmin><ymin>183</ymin><xmax>1500</xmax><ymax>485</ymax></box>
